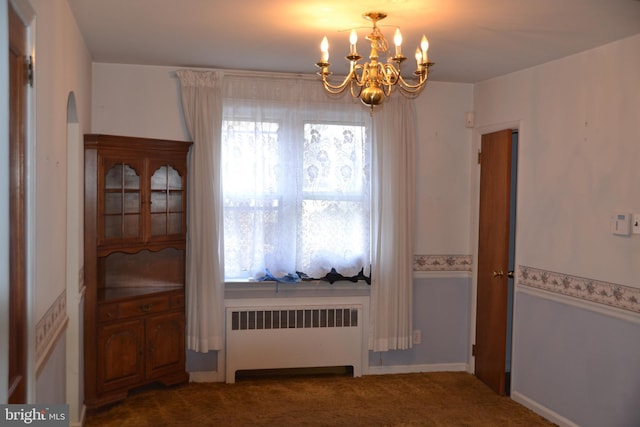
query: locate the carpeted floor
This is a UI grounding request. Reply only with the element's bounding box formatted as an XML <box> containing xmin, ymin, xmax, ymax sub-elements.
<box><xmin>85</xmin><ymin>371</ymin><xmax>555</xmax><ymax>426</ymax></box>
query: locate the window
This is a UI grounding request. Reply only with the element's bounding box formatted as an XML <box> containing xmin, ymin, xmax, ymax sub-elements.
<box><xmin>221</xmin><ymin>112</ymin><xmax>371</xmax><ymax>281</ymax></box>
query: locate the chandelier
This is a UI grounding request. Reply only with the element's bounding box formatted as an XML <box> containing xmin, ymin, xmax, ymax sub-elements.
<box><xmin>315</xmin><ymin>11</ymin><xmax>434</xmax><ymax>109</ymax></box>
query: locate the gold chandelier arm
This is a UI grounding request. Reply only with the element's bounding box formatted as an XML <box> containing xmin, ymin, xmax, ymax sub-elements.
<box><xmin>350</xmin><ymin>81</ymin><xmax>364</xmax><ymax>99</ymax></box>
<box><xmin>382</xmin><ymin>67</ymin><xmax>397</xmax><ymax>97</ymax></box>
<box><xmin>380</xmin><ymin>62</ymin><xmax>400</xmax><ymax>86</ymax></box>
<box><xmin>320</xmin><ymin>71</ymin><xmax>355</xmax><ymax>94</ymax></box>
<box><xmin>396</xmin><ymin>73</ymin><xmax>428</xmax><ymax>93</ymax></box>
<box><xmin>395</xmin><ymin>64</ymin><xmax>433</xmax><ymax>95</ymax></box>
<box><xmin>319</xmin><ymin>65</ymin><xmax>367</xmax><ymax>95</ymax></box>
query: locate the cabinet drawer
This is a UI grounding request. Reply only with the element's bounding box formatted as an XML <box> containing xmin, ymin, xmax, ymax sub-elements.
<box><xmin>170</xmin><ymin>294</ymin><xmax>185</xmax><ymax>309</ymax></box>
<box><xmin>98</xmin><ymin>304</ymin><xmax>119</xmax><ymax>322</ymax></box>
<box><xmin>119</xmin><ymin>295</ymin><xmax>170</xmax><ymax>319</ymax></box>
<box><xmin>98</xmin><ymin>294</ymin><xmax>171</xmax><ymax>322</ymax></box>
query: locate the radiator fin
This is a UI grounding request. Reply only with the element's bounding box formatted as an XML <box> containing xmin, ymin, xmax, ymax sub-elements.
<box><xmin>231</xmin><ymin>307</ymin><xmax>358</xmax><ymax>331</ymax></box>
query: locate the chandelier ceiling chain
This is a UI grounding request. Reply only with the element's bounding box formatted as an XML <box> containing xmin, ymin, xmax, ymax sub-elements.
<box><xmin>315</xmin><ymin>11</ymin><xmax>434</xmax><ymax>110</ymax></box>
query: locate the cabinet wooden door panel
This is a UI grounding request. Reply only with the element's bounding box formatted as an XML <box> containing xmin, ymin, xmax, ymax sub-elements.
<box><xmin>146</xmin><ymin>312</ymin><xmax>186</xmax><ymax>380</ymax></box>
<box><xmin>97</xmin><ymin>320</ymin><xmax>145</xmax><ymax>393</ymax></box>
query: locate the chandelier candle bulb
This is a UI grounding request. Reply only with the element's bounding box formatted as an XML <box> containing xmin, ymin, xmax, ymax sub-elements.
<box><xmin>350</xmin><ymin>30</ymin><xmax>358</xmax><ymax>55</ymax></box>
<box><xmin>394</xmin><ymin>28</ymin><xmax>402</xmax><ymax>56</ymax></box>
<box><xmin>320</xmin><ymin>36</ymin><xmax>329</xmax><ymax>63</ymax></box>
<box><xmin>415</xmin><ymin>48</ymin><xmax>422</xmax><ymax>70</ymax></box>
<box><xmin>420</xmin><ymin>35</ymin><xmax>429</xmax><ymax>63</ymax></box>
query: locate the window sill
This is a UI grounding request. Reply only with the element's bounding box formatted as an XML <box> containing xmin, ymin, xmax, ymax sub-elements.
<box><xmin>224</xmin><ymin>280</ymin><xmax>371</xmax><ymax>299</ymax></box>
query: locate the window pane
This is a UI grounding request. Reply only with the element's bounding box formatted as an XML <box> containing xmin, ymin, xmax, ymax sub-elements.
<box><xmin>167</xmin><ymin>167</ymin><xmax>182</xmax><ymax>190</ymax></box>
<box><xmin>299</xmin><ymin>199</ymin><xmax>369</xmax><ymax>277</ymax></box>
<box><xmin>150</xmin><ymin>191</ymin><xmax>167</xmax><ymax>213</ymax></box>
<box><xmin>150</xmin><ymin>166</ymin><xmax>168</xmax><ymax>190</ymax></box>
<box><xmin>303</xmin><ymin>124</ymin><xmax>367</xmax><ymax>195</ymax></box>
<box><xmin>122</xmin><ymin>164</ymin><xmax>140</xmax><ymax>189</ymax></box>
<box><xmin>104</xmin><ymin>164</ymin><xmax>123</xmax><ymax>189</ymax></box>
<box><xmin>222</xmin><ymin>120</ymin><xmax>280</xmax><ymax>196</ymax></box>
<box><xmin>104</xmin><ymin>193</ymin><xmax>122</xmax><ymax>215</ymax></box>
<box><xmin>223</xmin><ymin>197</ymin><xmax>281</xmax><ymax>279</ymax></box>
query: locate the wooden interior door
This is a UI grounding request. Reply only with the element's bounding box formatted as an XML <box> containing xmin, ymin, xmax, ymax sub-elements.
<box><xmin>8</xmin><ymin>1</ymin><xmax>28</xmax><ymax>404</ymax></box>
<box><xmin>474</xmin><ymin>129</ymin><xmax>513</xmax><ymax>395</ymax></box>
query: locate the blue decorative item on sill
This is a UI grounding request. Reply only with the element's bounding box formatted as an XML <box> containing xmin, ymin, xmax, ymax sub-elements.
<box><xmin>258</xmin><ymin>267</ymin><xmax>371</xmax><ymax>292</ymax></box>
<box><xmin>258</xmin><ymin>269</ymin><xmax>301</xmax><ymax>284</ymax></box>
<box><xmin>257</xmin><ymin>269</ymin><xmax>301</xmax><ymax>293</ymax></box>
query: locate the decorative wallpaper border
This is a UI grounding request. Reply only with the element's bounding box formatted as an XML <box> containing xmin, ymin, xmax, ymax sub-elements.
<box><xmin>36</xmin><ymin>290</ymin><xmax>67</xmax><ymax>362</ymax></box>
<box><xmin>413</xmin><ymin>255</ymin><xmax>473</xmax><ymax>272</ymax></box>
<box><xmin>518</xmin><ymin>266</ymin><xmax>640</xmax><ymax>314</ymax></box>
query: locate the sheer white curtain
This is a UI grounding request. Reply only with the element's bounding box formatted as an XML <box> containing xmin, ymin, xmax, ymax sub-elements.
<box><xmin>176</xmin><ymin>70</ymin><xmax>225</xmax><ymax>352</ymax></box>
<box><xmin>370</xmin><ymin>96</ymin><xmax>417</xmax><ymax>351</ymax></box>
<box><xmin>177</xmin><ymin>69</ymin><xmax>415</xmax><ymax>352</ymax></box>
<box><xmin>221</xmin><ymin>76</ymin><xmax>371</xmax><ymax>280</ymax></box>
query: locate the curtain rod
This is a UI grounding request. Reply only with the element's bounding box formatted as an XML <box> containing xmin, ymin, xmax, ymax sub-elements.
<box><xmin>173</xmin><ymin>66</ymin><xmax>324</xmax><ymax>81</ymax></box>
<box><xmin>221</xmin><ymin>68</ymin><xmax>321</xmax><ymax>81</ymax></box>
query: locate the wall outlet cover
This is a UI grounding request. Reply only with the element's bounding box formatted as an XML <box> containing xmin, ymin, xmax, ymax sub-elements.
<box><xmin>632</xmin><ymin>213</ymin><xmax>640</xmax><ymax>235</ymax></box>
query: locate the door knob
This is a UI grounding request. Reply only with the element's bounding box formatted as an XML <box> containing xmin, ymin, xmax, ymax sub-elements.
<box><xmin>507</xmin><ymin>271</ymin><xmax>514</xmax><ymax>279</ymax></box>
<box><xmin>493</xmin><ymin>270</ymin><xmax>504</xmax><ymax>278</ymax></box>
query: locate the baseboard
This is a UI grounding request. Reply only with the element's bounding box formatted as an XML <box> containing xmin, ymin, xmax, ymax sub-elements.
<box><xmin>189</xmin><ymin>370</ymin><xmax>224</xmax><ymax>383</ymax></box>
<box><xmin>69</xmin><ymin>404</ymin><xmax>85</xmax><ymax>427</ymax></box>
<box><xmin>511</xmin><ymin>391</ymin><xmax>579</xmax><ymax>427</ymax></box>
<box><xmin>189</xmin><ymin>364</ymin><xmax>468</xmax><ymax>381</ymax></box>
<box><xmin>365</xmin><ymin>363</ymin><xmax>469</xmax><ymax>375</ymax></box>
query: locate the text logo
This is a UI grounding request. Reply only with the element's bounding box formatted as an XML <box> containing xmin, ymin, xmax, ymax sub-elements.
<box><xmin>1</xmin><ymin>405</ymin><xmax>68</xmax><ymax>426</ymax></box>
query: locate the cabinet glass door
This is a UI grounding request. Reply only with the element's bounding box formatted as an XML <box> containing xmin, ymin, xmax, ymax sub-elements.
<box><xmin>150</xmin><ymin>164</ymin><xmax>185</xmax><ymax>238</ymax></box>
<box><xmin>103</xmin><ymin>162</ymin><xmax>141</xmax><ymax>240</ymax></box>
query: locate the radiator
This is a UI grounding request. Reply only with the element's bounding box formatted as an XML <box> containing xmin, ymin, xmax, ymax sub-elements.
<box><xmin>225</xmin><ymin>296</ymin><xmax>368</xmax><ymax>383</ymax></box>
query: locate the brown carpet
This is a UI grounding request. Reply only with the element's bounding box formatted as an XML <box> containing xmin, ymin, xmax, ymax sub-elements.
<box><xmin>85</xmin><ymin>371</ymin><xmax>555</xmax><ymax>426</ymax></box>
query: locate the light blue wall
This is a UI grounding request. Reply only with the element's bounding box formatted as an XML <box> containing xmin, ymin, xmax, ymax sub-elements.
<box><xmin>187</xmin><ymin>350</ymin><xmax>218</xmax><ymax>372</ymax></box>
<box><xmin>513</xmin><ymin>291</ymin><xmax>640</xmax><ymax>427</ymax></box>
<box><xmin>370</xmin><ymin>277</ymin><xmax>470</xmax><ymax>367</ymax></box>
<box><xmin>36</xmin><ymin>335</ymin><xmax>67</xmax><ymax>404</ymax></box>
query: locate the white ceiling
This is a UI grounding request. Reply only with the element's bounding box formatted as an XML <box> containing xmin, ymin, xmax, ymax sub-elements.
<box><xmin>67</xmin><ymin>0</ymin><xmax>640</xmax><ymax>83</ymax></box>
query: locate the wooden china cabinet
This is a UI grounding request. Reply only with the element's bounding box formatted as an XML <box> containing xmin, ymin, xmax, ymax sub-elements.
<box><xmin>83</xmin><ymin>134</ymin><xmax>192</xmax><ymax>409</ymax></box>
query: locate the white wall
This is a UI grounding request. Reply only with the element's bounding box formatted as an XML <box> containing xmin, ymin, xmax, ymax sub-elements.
<box><xmin>31</xmin><ymin>0</ymin><xmax>92</xmax><ymax>320</ymax></box>
<box><xmin>474</xmin><ymin>34</ymin><xmax>640</xmax><ymax>427</ymax></box>
<box><xmin>474</xmin><ymin>34</ymin><xmax>640</xmax><ymax>288</ymax></box>
<box><xmin>414</xmin><ymin>82</ymin><xmax>473</xmax><ymax>255</ymax></box>
<box><xmin>92</xmin><ymin>63</ymin><xmax>189</xmax><ymax>141</ymax></box>
<box><xmin>24</xmin><ymin>0</ymin><xmax>92</xmax><ymax>422</ymax></box>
